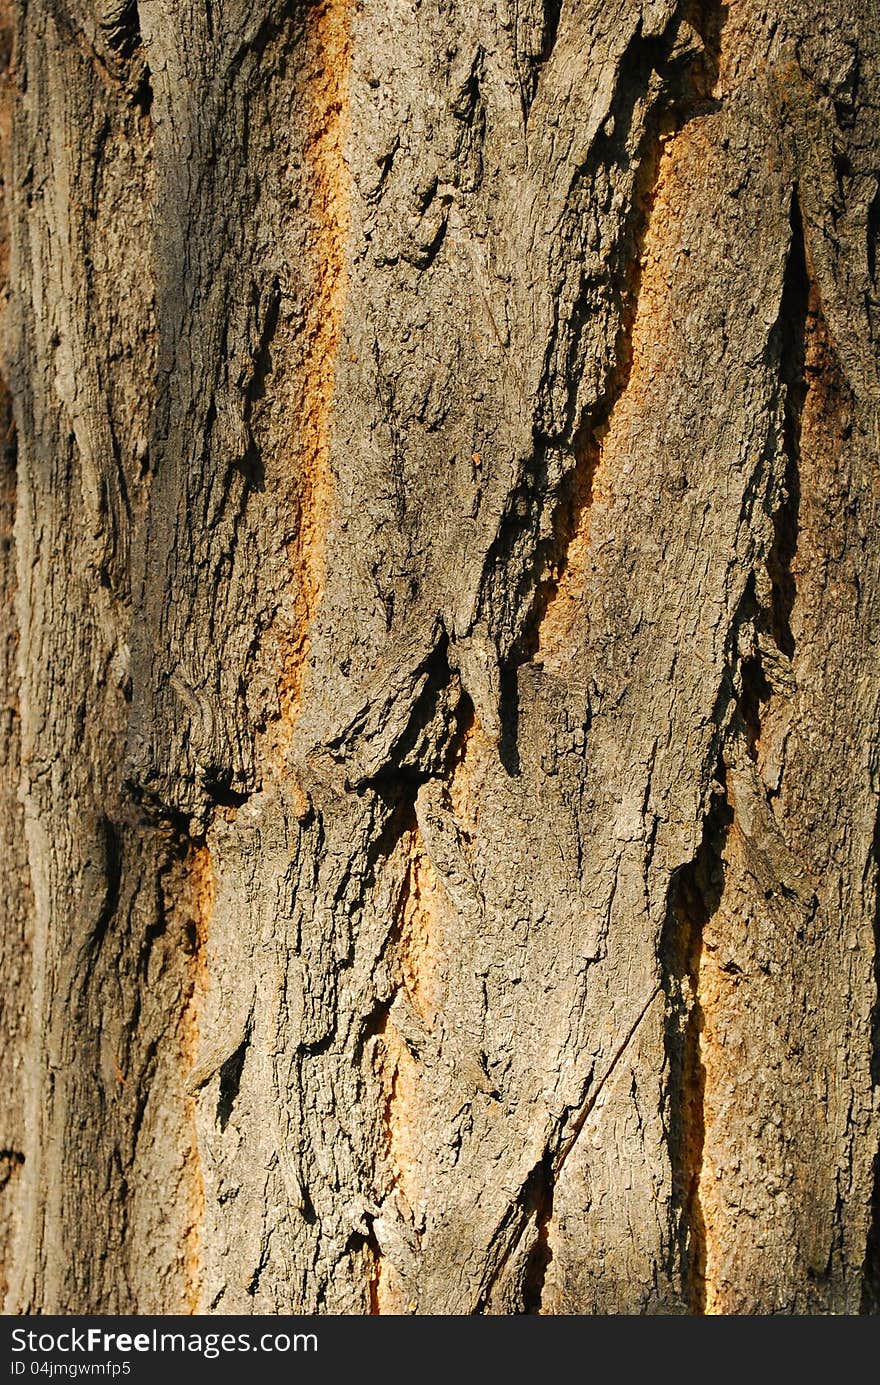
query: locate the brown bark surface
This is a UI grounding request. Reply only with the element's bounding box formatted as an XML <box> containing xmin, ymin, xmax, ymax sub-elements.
<box><xmin>1</xmin><ymin>0</ymin><xmax>879</xmax><ymax>1314</ymax></box>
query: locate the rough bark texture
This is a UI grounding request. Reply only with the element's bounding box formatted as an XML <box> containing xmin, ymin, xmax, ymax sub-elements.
<box><xmin>1</xmin><ymin>0</ymin><xmax>879</xmax><ymax>1315</ymax></box>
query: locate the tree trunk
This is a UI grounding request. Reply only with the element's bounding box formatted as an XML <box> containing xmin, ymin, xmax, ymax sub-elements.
<box><xmin>1</xmin><ymin>0</ymin><xmax>879</xmax><ymax>1315</ymax></box>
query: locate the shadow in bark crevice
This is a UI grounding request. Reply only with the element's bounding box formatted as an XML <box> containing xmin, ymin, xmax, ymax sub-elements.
<box><xmin>216</xmin><ymin>1026</ymin><xmax>251</xmax><ymax>1132</ymax></box>
<box><xmin>767</xmin><ymin>192</ymin><xmax>809</xmax><ymax>661</ymax></box>
<box><xmin>661</xmin><ymin>763</ymin><xmax>732</xmax><ymax>1313</ymax></box>
<box><xmin>520</xmin><ymin>1153</ymin><xmax>555</xmax><ymax>1313</ymax></box>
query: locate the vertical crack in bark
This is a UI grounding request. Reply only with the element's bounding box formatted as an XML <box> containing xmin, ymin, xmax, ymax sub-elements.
<box><xmin>520</xmin><ymin>1156</ymin><xmax>554</xmax><ymax>1313</ymax></box>
<box><xmin>769</xmin><ymin>191</ymin><xmax>851</xmax><ymax>658</ymax></box>
<box><xmin>662</xmin><ymin>768</ymin><xmax>732</xmax><ymax>1313</ymax></box>
<box><xmin>180</xmin><ymin>842</ymin><xmax>213</xmax><ymax>1314</ymax></box>
<box><xmin>279</xmin><ymin>0</ymin><xmax>351</xmax><ymax>732</ymax></box>
<box><xmin>767</xmin><ymin>195</ymin><xmax>809</xmax><ymax>663</ymax></box>
<box><xmin>790</xmin><ymin>228</ymin><xmax>852</xmax><ymax>444</ymax></box>
<box><xmin>539</xmin><ymin>0</ymin><xmax>563</xmax><ymax>67</ymax></box>
<box><xmin>738</xmin><ymin>197</ymin><xmax>807</xmax><ymax>774</ymax></box>
<box><xmin>660</xmin><ymin>192</ymin><xmax>855</xmax><ymax>1313</ymax></box>
<box><xmin>748</xmin><ymin>194</ymin><xmax>852</xmax><ymax>786</ymax></box>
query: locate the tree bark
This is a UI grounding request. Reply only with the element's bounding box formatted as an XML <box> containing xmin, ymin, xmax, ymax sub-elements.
<box><xmin>1</xmin><ymin>0</ymin><xmax>879</xmax><ymax>1315</ymax></box>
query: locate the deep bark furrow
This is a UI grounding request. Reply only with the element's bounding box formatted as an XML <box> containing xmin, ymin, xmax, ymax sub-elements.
<box><xmin>662</xmin><ymin>774</ymin><xmax>731</xmax><ymax>1314</ymax></box>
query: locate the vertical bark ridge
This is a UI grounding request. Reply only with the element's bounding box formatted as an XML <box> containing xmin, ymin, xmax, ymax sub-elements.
<box><xmin>0</xmin><ymin>12</ymin><xmax>28</xmax><ymax>1295</ymax></box>
<box><xmin>660</xmin><ymin>202</ymin><xmax>852</xmax><ymax>1307</ymax></box>
<box><xmin>372</xmin><ymin>1008</ymin><xmax>419</xmax><ymax>1312</ymax></box>
<box><xmin>368</xmin><ymin>819</ymin><xmax>446</xmax><ymax>1313</ymax></box>
<box><xmin>180</xmin><ymin>842</ymin><xmax>214</xmax><ymax>1313</ymax></box>
<box><xmin>536</xmin><ymin>118</ymin><xmax>676</xmax><ymax>663</ymax></box>
<box><xmin>3</xmin><ymin>0</ymin><xmax>159</xmax><ymax>1309</ymax></box>
<box><xmin>532</xmin><ymin>0</ymin><xmax>726</xmax><ymax>667</ymax></box>
<box><xmin>863</xmin><ymin>806</ymin><xmax>880</xmax><ymax>1311</ymax></box>
<box><xmin>748</xmin><ymin>191</ymin><xmax>851</xmax><ymax>795</ymax></box>
<box><xmin>279</xmin><ymin>0</ymin><xmax>352</xmax><ymax>733</ymax></box>
<box><xmin>659</xmin><ymin>155</ymin><xmax>864</xmax><ymax>1313</ymax></box>
<box><xmin>399</xmin><ymin>828</ymin><xmax>445</xmax><ymax>1032</ymax></box>
<box><xmin>0</xmin><ymin>380</ymin><xmax>29</xmax><ymax>1308</ymax></box>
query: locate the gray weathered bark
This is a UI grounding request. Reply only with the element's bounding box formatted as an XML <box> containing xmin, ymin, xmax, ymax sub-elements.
<box><xmin>1</xmin><ymin>0</ymin><xmax>879</xmax><ymax>1314</ymax></box>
